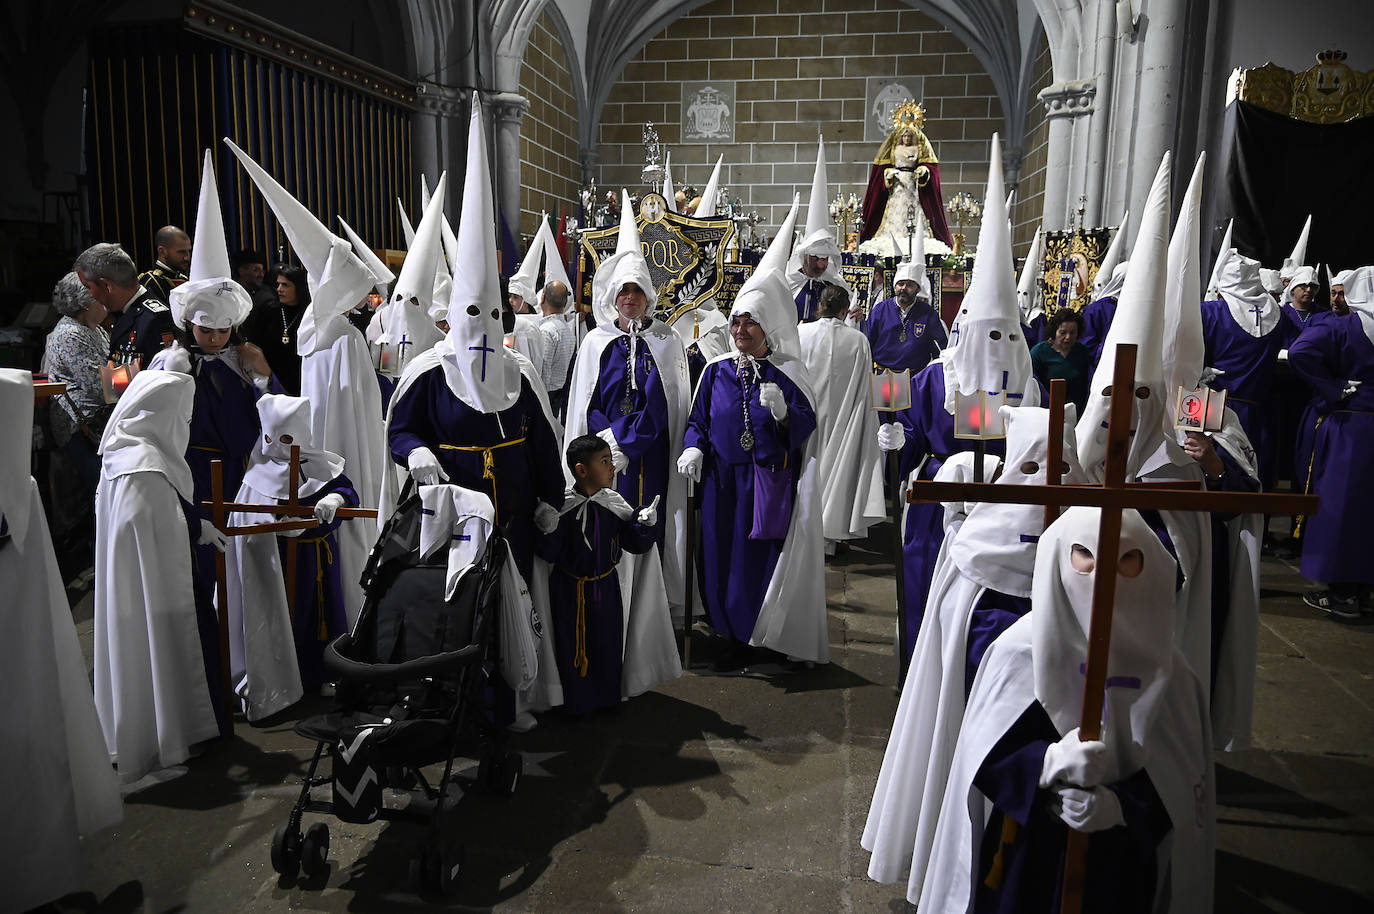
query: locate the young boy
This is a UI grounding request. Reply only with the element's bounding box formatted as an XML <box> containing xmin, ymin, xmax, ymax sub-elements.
<box><xmin>536</xmin><ymin>434</ymin><xmax>658</xmax><ymax>713</ymax></box>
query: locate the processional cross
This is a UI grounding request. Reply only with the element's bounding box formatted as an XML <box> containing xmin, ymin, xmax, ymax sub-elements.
<box><xmin>908</xmin><ymin>346</ymin><xmax>1319</xmax><ymax>914</ymax></box>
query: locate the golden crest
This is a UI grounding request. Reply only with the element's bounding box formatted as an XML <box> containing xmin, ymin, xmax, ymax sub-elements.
<box><xmin>1231</xmin><ymin>50</ymin><xmax>1374</xmax><ymax>124</ymax></box>
<box><xmin>890</xmin><ymin>101</ymin><xmax>927</xmax><ymax>132</ymax></box>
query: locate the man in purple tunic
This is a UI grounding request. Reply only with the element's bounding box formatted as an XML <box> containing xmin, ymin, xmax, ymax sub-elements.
<box><xmin>1200</xmin><ymin>248</ymin><xmax>1286</xmax><ymax>487</ymax></box>
<box><xmin>1289</xmin><ymin>265</ymin><xmax>1374</xmax><ymax>620</ymax></box>
<box><xmin>876</xmin><ymin>134</ymin><xmax>1041</xmax><ymax>671</ymax></box>
<box><xmin>864</xmin><ymin>256</ymin><xmax>946</xmax><ymax>375</ymax></box>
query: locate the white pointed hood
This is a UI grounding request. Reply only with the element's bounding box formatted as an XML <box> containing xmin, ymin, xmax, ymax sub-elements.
<box><xmin>1033</xmin><ymin>506</ymin><xmax>1177</xmax><ymax>781</ymax></box>
<box><xmin>1218</xmin><ymin>250</ymin><xmax>1280</xmax><ymax>338</ymax></box>
<box><xmin>1342</xmin><ymin>265</ymin><xmax>1374</xmax><ymax>345</ymax></box>
<box><xmin>224</xmin><ymin>137</ymin><xmax>374</xmax><ymax>355</ymax></box>
<box><xmin>440</xmin><ymin>93</ymin><xmax>522</xmax><ymax>413</ymax></box>
<box><xmin>509</xmin><ymin>213</ymin><xmax>547</xmax><ymax>304</ymax></box>
<box><xmin>241</xmin><ymin>393</ymin><xmax>346</xmax><ymax>500</ymax></box>
<box><xmin>0</xmin><ymin>369</ymin><xmax>36</xmax><ymax>546</ymax></box>
<box><xmin>1163</xmin><ymin>153</ymin><xmax>1207</xmax><ymax>403</ymax></box>
<box><xmin>337</xmin><ymin>216</ymin><xmax>395</xmax><ymax>296</ymax></box>
<box><xmin>696</xmin><ymin>155</ymin><xmax>724</xmax><ymax>218</ymax></box>
<box><xmin>731</xmin><ymin>194</ymin><xmax>803</xmax><ymax>365</ymax></box>
<box><xmin>1205</xmin><ymin>219</ymin><xmax>1234</xmax><ymax>299</ymax></box>
<box><xmin>170</xmin><ymin>149</ymin><xmax>252</xmax><ymax>330</ymax></box>
<box><xmin>1017</xmin><ymin>227</ymin><xmax>1045</xmax><ymax>324</ymax></box>
<box><xmin>788</xmin><ymin>137</ymin><xmax>849</xmax><ymax>293</ymax></box>
<box><xmin>662</xmin><ymin>151</ymin><xmax>676</xmax><ymax>211</ymax></box>
<box><xmin>538</xmin><ymin>218</ymin><xmax>573</xmax><ymax>303</ymax></box>
<box><xmin>944</xmin><ymin>133</ymin><xmax>1036</xmax><ymax>413</ymax></box>
<box><xmin>893</xmin><ymin>205</ymin><xmax>931</xmax><ymax>298</ymax></box>
<box><xmin>1077</xmin><ymin>153</ymin><xmax>1174</xmax><ymax>480</ymax></box>
<box><xmin>1093</xmin><ymin>210</ymin><xmax>1131</xmax><ymax>299</ymax></box>
<box><xmin>383</xmin><ymin>173</ymin><xmax>447</xmax><ymax>357</ymax></box>
<box><xmin>591</xmin><ymin>189</ymin><xmax>657</xmax><ymax>328</ymax></box>
<box><xmin>1281</xmin><ymin>214</ymin><xmax>1311</xmax><ymax>276</ymax></box>
<box><xmin>397</xmin><ymin>199</ymin><xmax>416</xmax><ymax>246</ymax></box>
<box><xmin>99</xmin><ymin>369</ymin><xmax>195</xmax><ymax>502</ymax></box>
<box><xmin>436</xmin><ymin>212</ymin><xmax>460</xmax><ymax>321</ymax></box>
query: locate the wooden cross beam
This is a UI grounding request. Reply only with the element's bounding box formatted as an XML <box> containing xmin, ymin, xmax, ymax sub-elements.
<box><xmin>907</xmin><ymin>344</ymin><xmax>1320</xmax><ymax>914</ymax></box>
<box><xmin>205</xmin><ymin>447</ymin><xmax>379</xmax><ymax>723</ymax></box>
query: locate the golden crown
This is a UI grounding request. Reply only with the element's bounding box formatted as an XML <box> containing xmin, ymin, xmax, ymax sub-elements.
<box><xmin>891</xmin><ymin>101</ymin><xmax>927</xmax><ymax>132</ymax></box>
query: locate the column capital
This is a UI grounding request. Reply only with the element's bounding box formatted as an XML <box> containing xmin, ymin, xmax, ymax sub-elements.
<box><xmin>1039</xmin><ymin>80</ymin><xmax>1097</xmax><ymax>120</ymax></box>
<box><xmin>415</xmin><ymin>80</ymin><xmax>466</xmax><ymax>117</ymax></box>
<box><xmin>487</xmin><ymin>91</ymin><xmax>530</xmax><ymax>125</ymax></box>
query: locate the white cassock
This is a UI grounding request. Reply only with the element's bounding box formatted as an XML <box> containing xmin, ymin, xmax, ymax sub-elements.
<box><xmin>920</xmin><ymin>507</ymin><xmax>1214</xmax><ymax>913</ymax></box>
<box><xmin>509</xmin><ymin>312</ymin><xmax>547</xmax><ymax>369</ymax></box>
<box><xmin>798</xmin><ymin>316</ymin><xmax>885</xmax><ymax>542</ymax></box>
<box><xmin>300</xmin><ymin>300</ymin><xmax>386</xmax><ymax>630</ymax></box>
<box><xmin>863</xmin><ymin>405</ymin><xmax>1082</xmax><ymax>902</ymax></box>
<box><xmin>93</xmin><ymin>371</ymin><xmax>219</xmax><ymax>784</ymax></box>
<box><xmin>3</xmin><ymin>479</ymin><xmax>123</xmax><ymax>914</ymax></box>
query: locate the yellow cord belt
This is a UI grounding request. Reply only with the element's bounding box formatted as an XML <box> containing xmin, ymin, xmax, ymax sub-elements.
<box><xmin>560</xmin><ymin>566</ymin><xmax>615</xmax><ymax>677</ymax></box>
<box><xmin>438</xmin><ymin>436</ymin><xmax>527</xmax><ymax>523</ymax></box>
<box><xmin>297</xmin><ymin>534</ymin><xmax>335</xmax><ymax>640</ymax></box>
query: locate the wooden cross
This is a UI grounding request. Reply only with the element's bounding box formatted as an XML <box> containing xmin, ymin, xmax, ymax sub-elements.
<box><xmin>907</xmin><ymin>345</ymin><xmax>1319</xmax><ymax>914</ymax></box>
<box><xmin>204</xmin><ymin>446</ymin><xmax>378</xmax><ymax>727</ymax></box>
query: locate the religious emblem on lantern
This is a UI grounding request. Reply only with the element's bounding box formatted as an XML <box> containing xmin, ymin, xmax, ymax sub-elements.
<box><xmin>372</xmin><ymin>335</ymin><xmax>414</xmax><ymax>378</ymax></box>
<box><xmin>1174</xmin><ymin>386</ymin><xmax>1228</xmax><ymax>433</ymax></box>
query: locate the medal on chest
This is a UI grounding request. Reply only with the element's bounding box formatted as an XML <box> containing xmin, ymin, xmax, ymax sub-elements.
<box><xmin>739</xmin><ymin>428</ymin><xmax>755</xmax><ymax>451</ymax></box>
<box><xmin>620</xmin><ymin>392</ymin><xmax>635</xmax><ymax>416</ymax></box>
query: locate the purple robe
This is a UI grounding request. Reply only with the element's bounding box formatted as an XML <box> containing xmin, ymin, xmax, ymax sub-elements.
<box><xmin>1021</xmin><ymin>314</ymin><xmax>1046</xmax><ymax>348</ymax></box>
<box><xmin>586</xmin><ymin>336</ymin><xmax>670</xmax><ymax>546</ymax></box>
<box><xmin>1288</xmin><ymin>313</ymin><xmax>1374</xmax><ymax>584</ymax></box>
<box><xmin>1200</xmin><ymin>299</ymin><xmax>1285</xmax><ymax>486</ymax></box>
<box><xmin>865</xmin><ymin>296</ymin><xmax>947</xmax><ymax>374</ymax></box>
<box><xmin>685</xmin><ymin>356</ymin><xmax>817</xmax><ymax>644</ymax></box>
<box><xmin>894</xmin><ymin>365</ymin><xmax>1010</xmax><ymax>667</ymax></box>
<box><xmin>1078</xmin><ymin>296</ymin><xmax>1118</xmax><ymax>371</ymax></box>
<box><xmin>971</xmin><ymin>701</ymin><xmax>1171</xmax><ymax>914</ymax></box>
<box><xmin>964</xmin><ymin>590</ymin><xmax>1032</xmax><ymax>698</ymax></box>
<box><xmin>795</xmin><ymin>277</ymin><xmax>835</xmax><ymax>324</ymax></box>
<box><xmin>276</xmin><ymin>474</ymin><xmax>358</xmax><ymax>690</ymax></box>
<box><xmin>1286</xmin><ymin>310</ymin><xmax>1337</xmax><ymax>501</ymax></box>
<box><xmin>535</xmin><ymin>498</ymin><xmax>655</xmax><ymax>713</ymax></box>
<box><xmin>388</xmin><ymin>366</ymin><xmax>566</xmax><ymax>579</ymax></box>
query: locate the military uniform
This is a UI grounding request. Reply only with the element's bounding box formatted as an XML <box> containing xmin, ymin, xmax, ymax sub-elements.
<box><xmin>138</xmin><ymin>261</ymin><xmax>189</xmax><ymax>305</ymax></box>
<box><xmin>108</xmin><ymin>287</ymin><xmax>176</xmax><ymax>368</ymax></box>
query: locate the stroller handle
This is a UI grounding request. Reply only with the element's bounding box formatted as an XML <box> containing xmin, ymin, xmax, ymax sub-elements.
<box><xmin>324</xmin><ymin>634</ymin><xmax>484</xmax><ymax>683</ymax></box>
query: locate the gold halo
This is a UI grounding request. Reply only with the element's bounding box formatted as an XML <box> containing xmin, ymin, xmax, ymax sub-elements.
<box><xmin>891</xmin><ymin>101</ymin><xmax>927</xmax><ymax>132</ymax></box>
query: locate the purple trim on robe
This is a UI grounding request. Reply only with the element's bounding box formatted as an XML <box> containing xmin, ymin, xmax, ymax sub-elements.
<box><xmin>1289</xmin><ymin>313</ymin><xmax>1374</xmax><ymax>583</ymax></box>
<box><xmin>388</xmin><ymin>366</ymin><xmax>566</xmax><ymax>580</ymax></box>
<box><xmin>685</xmin><ymin>356</ymin><xmax>817</xmax><ymax>643</ymax></box>
<box><xmin>587</xmin><ymin>335</ymin><xmax>671</xmax><ymax>547</ymax></box>
<box><xmin>866</xmin><ymin>296</ymin><xmax>947</xmax><ymax>374</ymax></box>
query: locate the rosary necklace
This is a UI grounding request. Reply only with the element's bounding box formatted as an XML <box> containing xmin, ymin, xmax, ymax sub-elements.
<box><xmin>280</xmin><ymin>305</ymin><xmax>304</xmax><ymax>345</ymax></box>
<box><xmin>620</xmin><ymin>320</ymin><xmax>644</xmax><ymax>416</ymax></box>
<box><xmin>897</xmin><ymin>302</ymin><xmax>915</xmax><ymax>342</ymax></box>
<box><xmin>737</xmin><ymin>354</ymin><xmax>757</xmax><ymax>451</ymax></box>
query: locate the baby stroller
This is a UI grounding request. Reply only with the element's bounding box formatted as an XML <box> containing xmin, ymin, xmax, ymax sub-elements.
<box><xmin>267</xmin><ymin>488</ymin><xmax>523</xmax><ymax>896</ymax></box>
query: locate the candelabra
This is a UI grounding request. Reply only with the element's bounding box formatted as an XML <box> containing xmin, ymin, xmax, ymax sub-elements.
<box><xmin>945</xmin><ymin>192</ymin><xmax>982</xmax><ymax>256</ymax></box>
<box><xmin>640</xmin><ymin>122</ymin><xmax>664</xmax><ymax>188</ymax></box>
<box><xmin>829</xmin><ymin>191</ymin><xmax>861</xmax><ymax>250</ymax></box>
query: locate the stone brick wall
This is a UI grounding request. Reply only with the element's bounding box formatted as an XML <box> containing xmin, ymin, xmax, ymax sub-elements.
<box><xmin>595</xmin><ymin>0</ymin><xmax>1004</xmax><ymax>242</ymax></box>
<box><xmin>517</xmin><ymin>9</ymin><xmax>580</xmax><ymax>239</ymax></box>
<box><xmin>1011</xmin><ymin>30</ymin><xmax>1053</xmax><ymax>255</ymax></box>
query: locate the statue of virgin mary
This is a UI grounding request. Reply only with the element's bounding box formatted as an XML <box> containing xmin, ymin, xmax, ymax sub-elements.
<box><xmin>859</xmin><ymin>102</ymin><xmax>954</xmax><ymax>257</ymax></box>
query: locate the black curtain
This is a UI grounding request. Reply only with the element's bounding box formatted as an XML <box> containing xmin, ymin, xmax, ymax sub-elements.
<box><xmin>1217</xmin><ymin>100</ymin><xmax>1374</xmax><ymax>274</ymax></box>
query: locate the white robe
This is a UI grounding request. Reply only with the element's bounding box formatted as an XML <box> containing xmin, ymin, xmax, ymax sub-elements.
<box><xmin>919</xmin><ymin>617</ymin><xmax>1215</xmax><ymax>913</ymax></box>
<box><xmin>224</xmin><ymin>478</ymin><xmax>307</xmax><ymax>722</ymax></box>
<box><xmin>2</xmin><ymin>479</ymin><xmax>122</xmax><ymax>914</ymax></box>
<box><xmin>93</xmin><ymin>471</ymin><xmax>220</xmax><ymax>782</ymax></box>
<box><xmin>798</xmin><ymin>317</ymin><xmax>885</xmax><ymax>542</ymax></box>
<box><xmin>509</xmin><ymin>313</ymin><xmax>547</xmax><ymax>369</ymax></box>
<box><xmin>300</xmin><ymin>319</ymin><xmax>386</xmax><ymax>627</ymax></box>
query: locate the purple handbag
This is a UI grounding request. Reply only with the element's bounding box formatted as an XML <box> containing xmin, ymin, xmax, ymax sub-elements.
<box><xmin>750</xmin><ymin>462</ymin><xmax>794</xmax><ymax>541</ymax></box>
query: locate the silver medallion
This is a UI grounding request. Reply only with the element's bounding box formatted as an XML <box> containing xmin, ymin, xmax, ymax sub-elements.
<box><xmin>620</xmin><ymin>394</ymin><xmax>634</xmax><ymax>416</ymax></box>
<box><xmin>740</xmin><ymin>429</ymin><xmax>755</xmax><ymax>451</ymax></box>
<box><xmin>898</xmin><ymin>329</ymin><xmax>907</xmax><ymax>343</ymax></box>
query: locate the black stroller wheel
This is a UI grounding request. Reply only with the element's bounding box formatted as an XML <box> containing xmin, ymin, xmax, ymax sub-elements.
<box><xmin>300</xmin><ymin>822</ymin><xmax>330</xmax><ymax>879</ymax></box>
<box><xmin>271</xmin><ymin>823</ymin><xmax>301</xmax><ymax>877</ymax></box>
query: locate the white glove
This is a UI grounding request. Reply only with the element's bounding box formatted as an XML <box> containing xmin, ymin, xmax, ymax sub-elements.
<box><xmin>313</xmin><ymin>493</ymin><xmax>346</xmax><ymax>525</ymax></box>
<box><xmin>636</xmin><ymin>494</ymin><xmax>661</xmax><ymax>527</ymax></box>
<box><xmin>596</xmin><ymin>427</ymin><xmax>629</xmax><ymax>473</ymax></box>
<box><xmin>533</xmin><ymin>501</ymin><xmax>560</xmax><ymax>534</ymax></box>
<box><xmin>158</xmin><ymin>345</ymin><xmax>193</xmax><ymax>374</ymax></box>
<box><xmin>877</xmin><ymin>421</ymin><xmax>905</xmax><ymax>452</ymax></box>
<box><xmin>759</xmin><ymin>382</ymin><xmax>787</xmax><ymax>421</ymax></box>
<box><xmin>1039</xmin><ymin>727</ymin><xmax>1109</xmax><ymax>788</ymax></box>
<box><xmin>407</xmin><ymin>446</ymin><xmax>449</xmax><ymax>485</ymax></box>
<box><xmin>197</xmin><ymin>519</ymin><xmax>228</xmax><ymax>553</ymax></box>
<box><xmin>1198</xmin><ymin>366</ymin><xmax>1226</xmax><ymax>386</ymax></box>
<box><xmin>1051</xmin><ymin>785</ymin><xmax>1125</xmax><ymax>833</ymax></box>
<box><xmin>677</xmin><ymin>447</ymin><xmax>704</xmax><ymax>483</ymax></box>
<box><xmin>1343</xmin><ymin>379</ymin><xmax>1362</xmax><ymax>399</ymax></box>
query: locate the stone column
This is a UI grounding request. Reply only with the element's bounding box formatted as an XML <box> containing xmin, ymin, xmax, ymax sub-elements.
<box><xmin>414</xmin><ymin>80</ymin><xmax>466</xmax><ymax>209</ymax></box>
<box><xmin>1038</xmin><ymin>79</ymin><xmax>1096</xmax><ymax>229</ymax></box>
<box><xmin>488</xmin><ymin>91</ymin><xmax>529</xmax><ymax>237</ymax></box>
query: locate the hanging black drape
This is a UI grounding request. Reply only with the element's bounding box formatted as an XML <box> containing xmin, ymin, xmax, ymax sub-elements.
<box><xmin>87</xmin><ymin>22</ymin><xmax>411</xmax><ymax>265</ymax></box>
<box><xmin>1217</xmin><ymin>100</ymin><xmax>1374</xmax><ymax>273</ymax></box>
